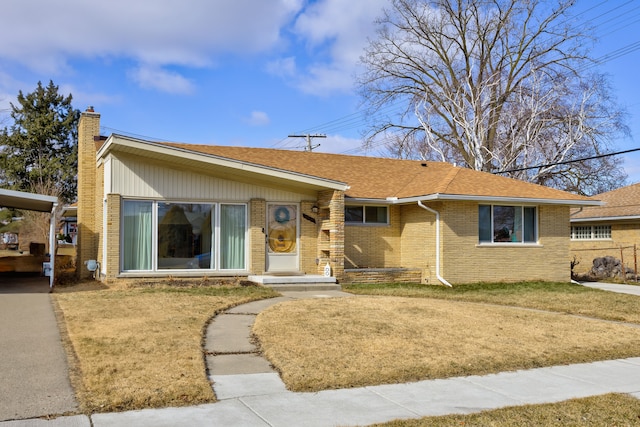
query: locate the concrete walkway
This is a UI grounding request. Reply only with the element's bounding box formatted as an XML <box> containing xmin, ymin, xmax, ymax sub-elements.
<box><xmin>3</xmin><ymin>285</ymin><xmax>640</xmax><ymax>426</ymax></box>
<box><xmin>580</xmin><ymin>281</ymin><xmax>640</xmax><ymax>296</ymax></box>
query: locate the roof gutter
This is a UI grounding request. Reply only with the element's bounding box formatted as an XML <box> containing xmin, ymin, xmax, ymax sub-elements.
<box><xmin>571</xmin><ymin>215</ymin><xmax>640</xmax><ymax>223</ymax></box>
<box><xmin>387</xmin><ymin>194</ymin><xmax>601</xmax><ymax>207</ymax></box>
<box><xmin>417</xmin><ymin>201</ymin><xmax>452</xmax><ymax>287</ymax></box>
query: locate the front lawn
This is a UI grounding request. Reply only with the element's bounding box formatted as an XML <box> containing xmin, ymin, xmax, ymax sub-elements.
<box><xmin>53</xmin><ymin>281</ymin><xmax>278</xmax><ymax>413</ymax></box>
<box><xmin>253</xmin><ymin>282</ymin><xmax>640</xmax><ymax>392</ymax></box>
<box><xmin>343</xmin><ymin>281</ymin><xmax>640</xmax><ymax>323</ymax></box>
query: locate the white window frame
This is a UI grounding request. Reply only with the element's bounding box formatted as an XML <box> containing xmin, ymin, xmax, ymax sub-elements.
<box><xmin>345</xmin><ymin>205</ymin><xmax>389</xmax><ymax>225</ymax></box>
<box><xmin>120</xmin><ymin>199</ymin><xmax>248</xmax><ymax>273</ymax></box>
<box><xmin>571</xmin><ymin>224</ymin><xmax>612</xmax><ymax>240</ymax></box>
<box><xmin>478</xmin><ymin>204</ymin><xmax>538</xmax><ymax>244</ymax></box>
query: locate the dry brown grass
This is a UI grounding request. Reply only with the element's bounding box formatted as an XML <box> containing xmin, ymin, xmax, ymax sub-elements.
<box><xmin>253</xmin><ymin>296</ymin><xmax>640</xmax><ymax>392</ymax></box>
<box><xmin>368</xmin><ymin>393</ymin><xmax>640</xmax><ymax>426</ymax></box>
<box><xmin>53</xmin><ymin>280</ymin><xmax>278</xmax><ymax>413</ymax></box>
<box><xmin>344</xmin><ymin>281</ymin><xmax>640</xmax><ymax>324</ymax></box>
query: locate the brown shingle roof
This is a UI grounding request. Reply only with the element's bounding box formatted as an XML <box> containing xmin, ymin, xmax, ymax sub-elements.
<box><xmin>572</xmin><ymin>183</ymin><xmax>640</xmax><ymax>220</ymax></box>
<box><xmin>156</xmin><ymin>142</ymin><xmax>591</xmax><ymax>202</ymax></box>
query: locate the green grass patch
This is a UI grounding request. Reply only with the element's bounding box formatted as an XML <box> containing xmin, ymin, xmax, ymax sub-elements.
<box><xmin>343</xmin><ymin>281</ymin><xmax>640</xmax><ymax>324</ymax></box>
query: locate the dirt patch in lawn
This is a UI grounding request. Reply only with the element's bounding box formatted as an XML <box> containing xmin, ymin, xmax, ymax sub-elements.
<box><xmin>253</xmin><ymin>296</ymin><xmax>640</xmax><ymax>392</ymax></box>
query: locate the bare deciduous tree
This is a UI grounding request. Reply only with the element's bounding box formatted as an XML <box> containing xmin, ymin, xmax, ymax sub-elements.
<box><xmin>358</xmin><ymin>0</ymin><xmax>629</xmax><ymax>195</ymax></box>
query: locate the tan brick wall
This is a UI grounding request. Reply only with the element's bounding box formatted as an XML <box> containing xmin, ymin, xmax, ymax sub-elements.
<box><xmin>105</xmin><ymin>194</ymin><xmax>121</xmax><ymax>279</ymax></box>
<box><xmin>400</xmin><ymin>203</ymin><xmax>437</xmax><ymax>283</ymax></box>
<box><xmin>570</xmin><ymin>221</ymin><xmax>640</xmax><ymax>275</ymax></box>
<box><xmin>344</xmin><ymin>205</ymin><xmax>401</xmax><ymax>268</ymax></box>
<box><xmin>249</xmin><ymin>199</ymin><xmax>266</xmax><ymax>274</ymax></box>
<box><xmin>342</xmin><ymin>268</ymin><xmax>422</xmax><ymax>284</ymax></box>
<box><xmin>300</xmin><ymin>200</ymin><xmax>319</xmax><ymax>274</ymax></box>
<box><xmin>76</xmin><ymin>110</ymin><xmax>101</xmax><ymax>279</ymax></box>
<box><xmin>441</xmin><ymin>202</ymin><xmax>570</xmax><ymax>283</ymax></box>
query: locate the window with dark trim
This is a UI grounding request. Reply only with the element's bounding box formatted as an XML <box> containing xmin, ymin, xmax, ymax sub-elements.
<box><xmin>479</xmin><ymin>205</ymin><xmax>537</xmax><ymax>243</ymax></box>
<box><xmin>345</xmin><ymin>205</ymin><xmax>388</xmax><ymax>224</ymax></box>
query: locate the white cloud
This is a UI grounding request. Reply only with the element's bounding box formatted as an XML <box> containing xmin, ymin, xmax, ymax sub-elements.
<box><xmin>245</xmin><ymin>111</ymin><xmax>271</xmax><ymax>127</ymax></box>
<box><xmin>286</xmin><ymin>0</ymin><xmax>388</xmax><ymax>95</ymax></box>
<box><xmin>0</xmin><ymin>0</ymin><xmax>304</xmax><ymax>79</ymax></box>
<box><xmin>128</xmin><ymin>66</ymin><xmax>195</xmax><ymax>95</ymax></box>
<box><xmin>0</xmin><ymin>0</ymin><xmax>390</xmax><ymax>96</ymax></box>
<box><xmin>266</xmin><ymin>57</ymin><xmax>297</xmax><ymax>78</ymax></box>
<box><xmin>59</xmin><ymin>84</ymin><xmax>123</xmax><ymax>110</ymax></box>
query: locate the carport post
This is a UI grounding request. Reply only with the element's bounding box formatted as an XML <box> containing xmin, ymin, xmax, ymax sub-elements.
<box><xmin>49</xmin><ymin>202</ymin><xmax>58</xmax><ymax>289</ymax></box>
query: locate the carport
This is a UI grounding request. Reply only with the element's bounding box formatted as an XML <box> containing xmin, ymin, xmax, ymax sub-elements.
<box><xmin>0</xmin><ymin>189</ymin><xmax>58</xmax><ymax>289</ymax></box>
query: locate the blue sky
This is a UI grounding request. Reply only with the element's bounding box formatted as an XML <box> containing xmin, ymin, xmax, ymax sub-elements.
<box><xmin>1</xmin><ymin>0</ymin><xmax>639</xmax><ymax>183</ymax></box>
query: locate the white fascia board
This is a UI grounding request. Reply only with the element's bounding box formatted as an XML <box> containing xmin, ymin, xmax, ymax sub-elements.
<box><xmin>0</xmin><ymin>188</ymin><xmax>58</xmax><ymax>212</ymax></box>
<box><xmin>98</xmin><ymin>134</ymin><xmax>348</xmax><ymax>191</ymax></box>
<box><xmin>571</xmin><ymin>215</ymin><xmax>640</xmax><ymax>223</ymax></box>
<box><xmin>379</xmin><ymin>193</ymin><xmax>602</xmax><ymax>206</ymax></box>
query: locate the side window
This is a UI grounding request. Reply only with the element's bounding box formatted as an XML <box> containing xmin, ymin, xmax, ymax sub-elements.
<box><xmin>479</xmin><ymin>205</ymin><xmax>537</xmax><ymax>243</ymax></box>
<box><xmin>571</xmin><ymin>225</ymin><xmax>611</xmax><ymax>240</ymax></box>
<box><xmin>345</xmin><ymin>205</ymin><xmax>388</xmax><ymax>224</ymax></box>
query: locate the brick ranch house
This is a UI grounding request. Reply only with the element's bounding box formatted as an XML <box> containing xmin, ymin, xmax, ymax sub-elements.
<box><xmin>570</xmin><ymin>183</ymin><xmax>640</xmax><ymax>276</ymax></box>
<box><xmin>76</xmin><ymin>108</ymin><xmax>598</xmax><ymax>285</ymax></box>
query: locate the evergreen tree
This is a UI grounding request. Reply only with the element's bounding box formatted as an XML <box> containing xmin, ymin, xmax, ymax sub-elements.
<box><xmin>0</xmin><ymin>80</ymin><xmax>79</xmax><ymax>203</ymax></box>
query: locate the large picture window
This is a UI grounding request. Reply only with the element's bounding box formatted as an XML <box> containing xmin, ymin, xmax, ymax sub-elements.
<box><xmin>122</xmin><ymin>200</ymin><xmax>246</xmax><ymax>272</ymax></box>
<box><xmin>158</xmin><ymin>203</ymin><xmax>213</xmax><ymax>269</ymax></box>
<box><xmin>345</xmin><ymin>205</ymin><xmax>388</xmax><ymax>224</ymax></box>
<box><xmin>479</xmin><ymin>205</ymin><xmax>537</xmax><ymax>244</ymax></box>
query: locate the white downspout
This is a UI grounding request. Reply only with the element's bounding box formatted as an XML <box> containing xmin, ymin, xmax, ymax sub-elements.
<box><xmin>417</xmin><ymin>201</ymin><xmax>452</xmax><ymax>287</ymax></box>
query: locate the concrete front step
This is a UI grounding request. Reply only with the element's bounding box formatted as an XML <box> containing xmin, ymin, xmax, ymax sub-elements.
<box><xmin>248</xmin><ymin>274</ymin><xmax>340</xmax><ymax>291</ymax></box>
<box><xmin>264</xmin><ymin>283</ymin><xmax>342</xmax><ymax>292</ymax></box>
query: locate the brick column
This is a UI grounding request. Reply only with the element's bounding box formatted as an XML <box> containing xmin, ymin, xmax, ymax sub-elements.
<box><xmin>317</xmin><ymin>190</ymin><xmax>345</xmax><ymax>282</ymax></box>
<box><xmin>300</xmin><ymin>200</ymin><xmax>319</xmax><ymax>274</ymax></box>
<box><xmin>76</xmin><ymin>108</ymin><xmax>101</xmax><ymax>279</ymax></box>
<box><xmin>249</xmin><ymin>199</ymin><xmax>266</xmax><ymax>274</ymax></box>
<box><xmin>104</xmin><ymin>194</ymin><xmax>121</xmax><ymax>279</ymax></box>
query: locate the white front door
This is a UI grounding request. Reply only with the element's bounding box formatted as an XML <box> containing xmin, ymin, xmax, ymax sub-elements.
<box><xmin>266</xmin><ymin>203</ymin><xmax>299</xmax><ymax>272</ymax></box>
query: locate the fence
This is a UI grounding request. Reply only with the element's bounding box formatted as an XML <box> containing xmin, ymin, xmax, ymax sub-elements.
<box><xmin>571</xmin><ymin>244</ymin><xmax>638</xmax><ymax>281</ymax></box>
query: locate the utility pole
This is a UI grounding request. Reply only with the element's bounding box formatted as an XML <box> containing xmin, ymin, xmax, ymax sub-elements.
<box><xmin>288</xmin><ymin>134</ymin><xmax>326</xmax><ymax>151</ymax></box>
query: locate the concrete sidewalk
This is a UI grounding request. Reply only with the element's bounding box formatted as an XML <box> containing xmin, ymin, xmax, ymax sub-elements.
<box><xmin>3</xmin><ymin>286</ymin><xmax>640</xmax><ymax>426</ymax></box>
<box><xmin>5</xmin><ymin>357</ymin><xmax>639</xmax><ymax>427</ymax></box>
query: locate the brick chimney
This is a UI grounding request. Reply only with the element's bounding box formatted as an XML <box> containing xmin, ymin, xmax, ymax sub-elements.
<box><xmin>77</xmin><ymin>107</ymin><xmax>101</xmax><ymax>279</ymax></box>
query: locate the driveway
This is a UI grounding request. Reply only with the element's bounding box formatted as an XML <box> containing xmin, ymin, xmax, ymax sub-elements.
<box><xmin>581</xmin><ymin>281</ymin><xmax>640</xmax><ymax>296</ymax></box>
<box><xmin>0</xmin><ymin>275</ymin><xmax>77</xmax><ymax>421</ymax></box>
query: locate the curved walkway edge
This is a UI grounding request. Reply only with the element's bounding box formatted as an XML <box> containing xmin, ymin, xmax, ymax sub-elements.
<box><xmin>3</xmin><ymin>287</ymin><xmax>640</xmax><ymax>427</ymax></box>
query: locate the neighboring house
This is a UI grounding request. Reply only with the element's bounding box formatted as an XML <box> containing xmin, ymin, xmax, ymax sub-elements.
<box><xmin>570</xmin><ymin>183</ymin><xmax>640</xmax><ymax>276</ymax></box>
<box><xmin>76</xmin><ymin>109</ymin><xmax>597</xmax><ymax>285</ymax></box>
<box><xmin>59</xmin><ymin>204</ymin><xmax>77</xmax><ymax>245</ymax></box>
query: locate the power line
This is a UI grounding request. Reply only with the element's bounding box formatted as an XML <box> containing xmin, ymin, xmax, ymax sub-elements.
<box><xmin>495</xmin><ymin>147</ymin><xmax>640</xmax><ymax>174</ymax></box>
<box><xmin>291</xmin><ymin>1</ymin><xmax>640</xmax><ymax>146</ymax></box>
<box><xmin>287</xmin><ymin>134</ymin><xmax>326</xmax><ymax>152</ymax></box>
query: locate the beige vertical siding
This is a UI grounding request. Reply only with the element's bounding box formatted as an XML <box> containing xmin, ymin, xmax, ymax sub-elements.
<box><xmin>109</xmin><ymin>154</ymin><xmax>314</xmax><ymax>202</ymax></box>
